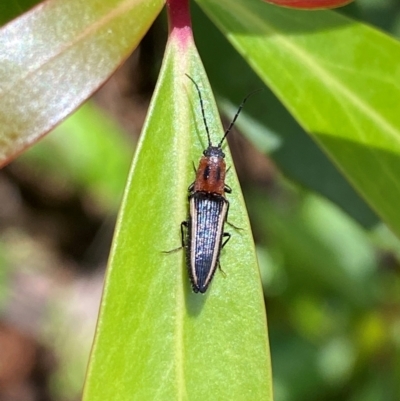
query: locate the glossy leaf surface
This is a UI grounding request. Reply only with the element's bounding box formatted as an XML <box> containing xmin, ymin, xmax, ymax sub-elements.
<box><xmin>197</xmin><ymin>0</ymin><xmax>400</xmax><ymax>237</ymax></box>
<box><xmin>83</xmin><ymin>29</ymin><xmax>272</xmax><ymax>401</ymax></box>
<box><xmin>0</xmin><ymin>0</ymin><xmax>164</xmax><ymax>166</ymax></box>
<box><xmin>191</xmin><ymin>2</ymin><xmax>378</xmax><ymax>228</ymax></box>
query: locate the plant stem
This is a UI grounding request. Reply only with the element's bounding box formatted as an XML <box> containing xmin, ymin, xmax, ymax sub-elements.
<box><xmin>167</xmin><ymin>0</ymin><xmax>192</xmax><ymax>33</ymax></box>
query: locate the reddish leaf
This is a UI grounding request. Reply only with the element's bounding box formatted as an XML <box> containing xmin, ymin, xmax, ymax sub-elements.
<box><xmin>0</xmin><ymin>0</ymin><xmax>164</xmax><ymax>167</ymax></box>
<box><xmin>264</xmin><ymin>0</ymin><xmax>353</xmax><ymax>9</ymax></box>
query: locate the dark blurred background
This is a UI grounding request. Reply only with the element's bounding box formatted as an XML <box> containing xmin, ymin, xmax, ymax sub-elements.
<box><xmin>1</xmin><ymin>0</ymin><xmax>400</xmax><ymax>400</ymax></box>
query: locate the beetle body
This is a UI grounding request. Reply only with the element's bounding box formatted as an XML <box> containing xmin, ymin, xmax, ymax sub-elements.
<box><xmin>184</xmin><ymin>146</ymin><xmax>231</xmax><ymax>293</ymax></box>
<box><xmin>182</xmin><ymin>74</ymin><xmax>257</xmax><ymax>293</ymax></box>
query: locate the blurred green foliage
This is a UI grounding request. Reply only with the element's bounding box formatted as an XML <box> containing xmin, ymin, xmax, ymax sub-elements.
<box><xmin>0</xmin><ymin>242</ymin><xmax>9</xmax><ymax>309</ymax></box>
<box><xmin>20</xmin><ymin>102</ymin><xmax>133</xmax><ymax>211</ymax></box>
<box><xmin>0</xmin><ymin>0</ymin><xmax>40</xmax><ymax>25</ymax></box>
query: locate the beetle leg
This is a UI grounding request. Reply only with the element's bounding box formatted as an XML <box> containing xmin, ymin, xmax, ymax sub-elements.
<box><xmin>162</xmin><ymin>221</ymin><xmax>187</xmax><ymax>254</ymax></box>
<box><xmin>226</xmin><ymin>221</ymin><xmax>243</xmax><ymax>231</ymax></box>
<box><xmin>221</xmin><ymin>232</ymin><xmax>231</xmax><ymax>248</ymax></box>
<box><xmin>217</xmin><ymin>260</ymin><xmax>227</xmax><ymax>277</ymax></box>
<box><xmin>216</xmin><ymin>233</ymin><xmax>231</xmax><ymax>277</ymax></box>
<box><xmin>225</xmin><ymin>199</ymin><xmax>230</xmax><ymax>218</ymax></box>
<box><xmin>180</xmin><ymin>221</ymin><xmax>188</xmax><ymax>247</ymax></box>
<box><xmin>224</xmin><ymin>200</ymin><xmax>241</xmax><ymax>230</ymax></box>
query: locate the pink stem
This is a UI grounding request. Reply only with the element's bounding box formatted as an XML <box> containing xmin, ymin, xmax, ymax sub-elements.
<box><xmin>166</xmin><ymin>0</ymin><xmax>192</xmax><ymax>32</ymax></box>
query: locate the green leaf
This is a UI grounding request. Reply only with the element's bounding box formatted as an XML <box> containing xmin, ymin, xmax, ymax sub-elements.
<box><xmin>191</xmin><ymin>2</ymin><xmax>378</xmax><ymax>228</ymax></box>
<box><xmin>197</xmin><ymin>0</ymin><xmax>400</xmax><ymax>237</ymax></box>
<box><xmin>83</xmin><ymin>32</ymin><xmax>272</xmax><ymax>401</ymax></box>
<box><xmin>0</xmin><ymin>0</ymin><xmax>164</xmax><ymax>166</ymax></box>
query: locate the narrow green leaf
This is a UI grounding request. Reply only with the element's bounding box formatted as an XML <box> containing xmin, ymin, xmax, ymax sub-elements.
<box><xmin>83</xmin><ymin>31</ymin><xmax>272</xmax><ymax>401</ymax></box>
<box><xmin>0</xmin><ymin>0</ymin><xmax>164</xmax><ymax>166</ymax></box>
<box><xmin>197</xmin><ymin>0</ymin><xmax>400</xmax><ymax>237</ymax></box>
<box><xmin>191</xmin><ymin>2</ymin><xmax>378</xmax><ymax>228</ymax></box>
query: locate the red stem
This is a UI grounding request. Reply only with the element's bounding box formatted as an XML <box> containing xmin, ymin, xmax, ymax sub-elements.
<box><xmin>166</xmin><ymin>0</ymin><xmax>192</xmax><ymax>31</ymax></box>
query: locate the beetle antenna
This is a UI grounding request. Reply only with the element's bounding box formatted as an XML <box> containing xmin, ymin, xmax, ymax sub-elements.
<box><xmin>218</xmin><ymin>88</ymin><xmax>263</xmax><ymax>147</ymax></box>
<box><xmin>185</xmin><ymin>74</ymin><xmax>212</xmax><ymax>147</ymax></box>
